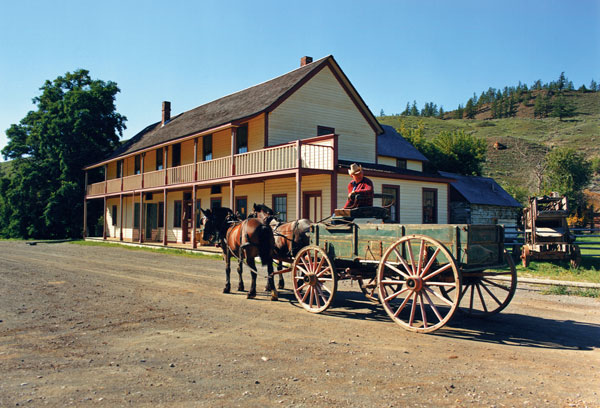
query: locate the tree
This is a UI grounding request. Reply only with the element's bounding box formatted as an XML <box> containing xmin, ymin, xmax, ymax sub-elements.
<box><xmin>544</xmin><ymin>147</ymin><xmax>592</xmax><ymax>211</ymax></box>
<box><xmin>0</xmin><ymin>70</ymin><xmax>126</xmax><ymax>238</ymax></box>
<box><xmin>550</xmin><ymin>93</ymin><xmax>576</xmax><ymax>121</ymax></box>
<box><xmin>379</xmin><ymin>108</ymin><xmax>385</xmax><ymax>117</ymax></box>
<box><xmin>410</xmin><ymin>100</ymin><xmax>419</xmax><ymax>116</ymax></box>
<box><xmin>401</xmin><ymin>102</ymin><xmax>410</xmax><ymax>116</ymax></box>
<box><xmin>432</xmin><ymin>130</ymin><xmax>487</xmax><ymax>175</ymax></box>
<box><xmin>453</xmin><ymin>104</ymin><xmax>464</xmax><ymax>119</ymax></box>
<box><xmin>590</xmin><ymin>79</ymin><xmax>598</xmax><ymax>92</ymax></box>
<box><xmin>464</xmin><ymin>98</ymin><xmax>476</xmax><ymax>119</ymax></box>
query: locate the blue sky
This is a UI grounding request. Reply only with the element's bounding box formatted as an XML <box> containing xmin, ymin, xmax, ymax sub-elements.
<box><xmin>1</xmin><ymin>0</ymin><xmax>599</xmax><ymax>160</ymax></box>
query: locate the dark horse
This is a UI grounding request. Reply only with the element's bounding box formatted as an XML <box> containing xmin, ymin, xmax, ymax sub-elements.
<box><xmin>249</xmin><ymin>203</ymin><xmax>312</xmax><ymax>290</ymax></box>
<box><xmin>200</xmin><ymin>207</ymin><xmax>278</xmax><ymax>300</ymax></box>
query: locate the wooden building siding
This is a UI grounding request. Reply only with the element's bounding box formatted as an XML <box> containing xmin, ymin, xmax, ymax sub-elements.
<box><xmin>248</xmin><ymin>114</ymin><xmax>265</xmax><ymax>152</ymax></box>
<box><xmin>264</xmin><ymin>178</ymin><xmax>297</xmax><ymax>220</ymax></box>
<box><xmin>407</xmin><ymin>160</ymin><xmax>422</xmax><ymax>172</ymax></box>
<box><xmin>377</xmin><ymin>156</ymin><xmax>396</xmax><ymax>167</ymax></box>
<box><xmin>213</xmin><ymin>129</ymin><xmax>231</xmax><ymax>159</ymax></box>
<box><xmin>449</xmin><ymin>202</ymin><xmax>520</xmax><ymax>226</ymax></box>
<box><xmin>377</xmin><ymin>156</ymin><xmax>424</xmax><ymax>172</ymax></box>
<box><xmin>337</xmin><ymin>176</ymin><xmax>448</xmax><ymax>224</ymax></box>
<box><xmin>268</xmin><ymin>66</ymin><xmax>375</xmax><ymax>163</ymax></box>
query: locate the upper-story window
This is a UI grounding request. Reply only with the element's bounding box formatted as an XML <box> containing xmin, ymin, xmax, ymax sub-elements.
<box><xmin>172</xmin><ymin>143</ymin><xmax>181</xmax><ymax>167</ymax></box>
<box><xmin>156</xmin><ymin>148</ymin><xmax>163</xmax><ymax>170</ymax></box>
<box><xmin>317</xmin><ymin>126</ymin><xmax>335</xmax><ymax>136</ymax></box>
<box><xmin>237</xmin><ymin>125</ymin><xmax>248</xmax><ymax>154</ymax></box>
<box><xmin>396</xmin><ymin>159</ymin><xmax>407</xmax><ymax>170</ymax></box>
<box><xmin>116</xmin><ymin>160</ymin><xmax>123</xmax><ymax>178</ymax></box>
<box><xmin>134</xmin><ymin>155</ymin><xmax>141</xmax><ymax>175</ymax></box>
<box><xmin>203</xmin><ymin>134</ymin><xmax>212</xmax><ymax>161</ymax></box>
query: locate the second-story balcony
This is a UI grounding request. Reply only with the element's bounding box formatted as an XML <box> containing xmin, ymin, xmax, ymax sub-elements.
<box><xmin>86</xmin><ymin>135</ymin><xmax>335</xmax><ymax>197</ymax></box>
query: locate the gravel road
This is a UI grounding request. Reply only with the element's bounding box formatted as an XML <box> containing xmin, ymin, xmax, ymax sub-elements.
<box><xmin>0</xmin><ymin>241</ymin><xmax>599</xmax><ymax>407</ymax></box>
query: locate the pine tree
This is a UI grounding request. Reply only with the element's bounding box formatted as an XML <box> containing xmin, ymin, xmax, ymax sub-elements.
<box><xmin>410</xmin><ymin>100</ymin><xmax>419</xmax><ymax>116</ymax></box>
<box><xmin>438</xmin><ymin>106</ymin><xmax>445</xmax><ymax>119</ymax></box>
<box><xmin>402</xmin><ymin>102</ymin><xmax>410</xmax><ymax>116</ymax></box>
<box><xmin>551</xmin><ymin>93</ymin><xmax>576</xmax><ymax>121</ymax></box>
<box><xmin>464</xmin><ymin>98</ymin><xmax>476</xmax><ymax>119</ymax></box>
<box><xmin>591</xmin><ymin>79</ymin><xmax>598</xmax><ymax>92</ymax></box>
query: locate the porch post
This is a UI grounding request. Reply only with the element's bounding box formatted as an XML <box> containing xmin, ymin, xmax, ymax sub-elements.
<box><xmin>296</xmin><ymin>140</ymin><xmax>302</xmax><ymax>219</ymax></box>
<box><xmin>192</xmin><ymin>184</ymin><xmax>197</xmax><ymax>248</ymax></box>
<box><xmin>231</xmin><ymin>127</ymin><xmax>237</xmax><ymax>176</ymax></box>
<box><xmin>104</xmin><ymin>165</ymin><xmax>107</xmax><ymax>194</ymax></box>
<box><xmin>331</xmin><ymin>134</ymin><xmax>338</xmax><ymax>213</ymax></box>
<box><xmin>103</xmin><ymin>196</ymin><xmax>107</xmax><ymax>240</ymax></box>
<box><xmin>296</xmin><ymin>171</ymin><xmax>302</xmax><ymax>220</ymax></box>
<box><xmin>193</xmin><ymin>137</ymin><xmax>198</xmax><ymax>181</ymax></box>
<box><xmin>141</xmin><ymin>152</ymin><xmax>145</xmax><ymax>189</ymax></box>
<box><xmin>119</xmin><ymin>194</ymin><xmax>123</xmax><ymax>241</ymax></box>
<box><xmin>230</xmin><ymin>180</ymin><xmax>234</xmax><ymax>213</ymax></box>
<box><xmin>83</xmin><ymin>171</ymin><xmax>88</xmax><ymax>238</ymax></box>
<box><xmin>139</xmin><ymin>191</ymin><xmax>144</xmax><ymax>243</ymax></box>
<box><xmin>163</xmin><ymin>188</ymin><xmax>168</xmax><ymax>246</ymax></box>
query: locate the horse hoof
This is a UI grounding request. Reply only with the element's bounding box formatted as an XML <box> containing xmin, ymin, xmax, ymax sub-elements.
<box><xmin>223</xmin><ymin>284</ymin><xmax>231</xmax><ymax>294</ymax></box>
<box><xmin>238</xmin><ymin>283</ymin><xmax>245</xmax><ymax>292</ymax></box>
<box><xmin>271</xmin><ymin>291</ymin><xmax>279</xmax><ymax>301</ymax></box>
<box><xmin>264</xmin><ymin>284</ymin><xmax>272</xmax><ymax>292</ymax></box>
<box><xmin>278</xmin><ymin>283</ymin><xmax>285</xmax><ymax>290</ymax></box>
<box><xmin>247</xmin><ymin>291</ymin><xmax>256</xmax><ymax>299</ymax></box>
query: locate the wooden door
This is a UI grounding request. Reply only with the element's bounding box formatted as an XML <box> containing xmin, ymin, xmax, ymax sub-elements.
<box><xmin>182</xmin><ymin>200</ymin><xmax>193</xmax><ymax>243</ymax></box>
<box><xmin>303</xmin><ymin>191</ymin><xmax>322</xmax><ymax>222</ymax></box>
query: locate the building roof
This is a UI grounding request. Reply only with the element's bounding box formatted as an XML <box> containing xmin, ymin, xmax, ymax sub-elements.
<box><xmin>339</xmin><ymin>160</ymin><xmax>453</xmax><ymax>183</ymax></box>
<box><xmin>377</xmin><ymin>125</ymin><xmax>428</xmax><ymax>162</ymax></box>
<box><xmin>439</xmin><ymin>171</ymin><xmax>522</xmax><ymax>207</ymax></box>
<box><xmin>94</xmin><ymin>55</ymin><xmax>383</xmax><ymax>166</ymax></box>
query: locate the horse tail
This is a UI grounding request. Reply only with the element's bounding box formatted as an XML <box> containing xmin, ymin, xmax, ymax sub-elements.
<box><xmin>257</xmin><ymin>223</ymin><xmax>274</xmax><ymax>266</ymax></box>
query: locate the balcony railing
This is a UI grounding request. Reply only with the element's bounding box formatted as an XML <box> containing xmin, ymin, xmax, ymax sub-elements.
<box><xmin>86</xmin><ymin>137</ymin><xmax>335</xmax><ymax>197</ymax></box>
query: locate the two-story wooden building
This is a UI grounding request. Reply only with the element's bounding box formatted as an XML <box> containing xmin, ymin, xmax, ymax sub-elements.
<box><xmin>83</xmin><ymin>55</ymin><xmax>452</xmax><ymax>248</ymax></box>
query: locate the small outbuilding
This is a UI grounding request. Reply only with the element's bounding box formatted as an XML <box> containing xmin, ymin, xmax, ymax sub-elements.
<box><xmin>439</xmin><ymin>171</ymin><xmax>522</xmax><ymax>227</ymax></box>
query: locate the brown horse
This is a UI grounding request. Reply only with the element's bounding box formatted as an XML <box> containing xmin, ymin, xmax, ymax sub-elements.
<box><xmin>249</xmin><ymin>203</ymin><xmax>312</xmax><ymax>290</ymax></box>
<box><xmin>200</xmin><ymin>207</ymin><xmax>278</xmax><ymax>300</ymax></box>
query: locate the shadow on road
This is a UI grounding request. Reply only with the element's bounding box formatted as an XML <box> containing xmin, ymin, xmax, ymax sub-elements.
<box><xmin>279</xmin><ymin>289</ymin><xmax>600</xmax><ymax>351</ymax></box>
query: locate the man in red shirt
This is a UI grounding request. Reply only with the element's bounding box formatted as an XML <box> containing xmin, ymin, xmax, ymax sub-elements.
<box><xmin>343</xmin><ymin>163</ymin><xmax>374</xmax><ymax>208</ymax></box>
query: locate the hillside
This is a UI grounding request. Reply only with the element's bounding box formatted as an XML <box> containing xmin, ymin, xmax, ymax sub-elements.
<box><xmin>379</xmin><ymin>91</ymin><xmax>600</xmax><ymax>198</ymax></box>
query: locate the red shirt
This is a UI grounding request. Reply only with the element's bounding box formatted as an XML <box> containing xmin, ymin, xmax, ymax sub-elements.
<box><xmin>344</xmin><ymin>176</ymin><xmax>374</xmax><ymax>208</ymax></box>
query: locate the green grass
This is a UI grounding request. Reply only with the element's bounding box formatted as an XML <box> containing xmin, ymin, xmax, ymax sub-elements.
<box><xmin>541</xmin><ymin>285</ymin><xmax>600</xmax><ymax>298</ymax></box>
<box><xmin>69</xmin><ymin>239</ymin><xmax>222</xmax><ymax>259</ymax></box>
<box><xmin>517</xmin><ymin>259</ymin><xmax>600</xmax><ymax>283</ymax></box>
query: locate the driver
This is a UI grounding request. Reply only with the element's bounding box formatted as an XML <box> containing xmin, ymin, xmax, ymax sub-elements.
<box><xmin>343</xmin><ymin>163</ymin><xmax>374</xmax><ymax>208</ymax></box>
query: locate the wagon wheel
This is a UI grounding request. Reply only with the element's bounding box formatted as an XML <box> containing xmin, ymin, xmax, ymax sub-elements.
<box><xmin>570</xmin><ymin>246</ymin><xmax>581</xmax><ymax>269</ymax></box>
<box><xmin>443</xmin><ymin>249</ymin><xmax>517</xmax><ymax>318</ymax></box>
<box><xmin>357</xmin><ymin>277</ymin><xmax>380</xmax><ymax>304</ymax></box>
<box><xmin>291</xmin><ymin>245</ymin><xmax>337</xmax><ymax>313</ymax></box>
<box><xmin>377</xmin><ymin>235</ymin><xmax>461</xmax><ymax>333</ymax></box>
<box><xmin>521</xmin><ymin>245</ymin><xmax>531</xmax><ymax>268</ymax></box>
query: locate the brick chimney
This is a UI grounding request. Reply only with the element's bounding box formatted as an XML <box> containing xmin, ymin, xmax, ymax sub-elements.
<box><xmin>162</xmin><ymin>101</ymin><xmax>171</xmax><ymax>125</ymax></box>
<box><xmin>300</xmin><ymin>56</ymin><xmax>313</xmax><ymax>67</ymax></box>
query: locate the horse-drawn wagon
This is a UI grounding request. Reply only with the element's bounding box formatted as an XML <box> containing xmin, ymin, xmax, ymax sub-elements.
<box><xmin>289</xmin><ymin>206</ymin><xmax>517</xmax><ymax>333</ymax></box>
<box><xmin>201</xmin><ymin>204</ymin><xmax>517</xmax><ymax>334</ymax></box>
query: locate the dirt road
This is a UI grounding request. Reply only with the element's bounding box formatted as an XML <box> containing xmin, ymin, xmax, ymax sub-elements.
<box><xmin>0</xmin><ymin>241</ymin><xmax>599</xmax><ymax>407</ymax></box>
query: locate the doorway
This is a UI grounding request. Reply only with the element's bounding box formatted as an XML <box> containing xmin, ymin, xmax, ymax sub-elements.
<box><xmin>303</xmin><ymin>191</ymin><xmax>322</xmax><ymax>222</ymax></box>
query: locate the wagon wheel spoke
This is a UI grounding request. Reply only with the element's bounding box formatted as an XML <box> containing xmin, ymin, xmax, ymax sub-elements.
<box><xmin>416</xmin><ymin>240</ymin><xmax>425</xmax><ymax>276</ymax></box>
<box><xmin>476</xmin><ymin>284</ymin><xmax>488</xmax><ymax>313</ymax></box>
<box><xmin>406</xmin><ymin>239</ymin><xmax>417</xmax><ymax>274</ymax></box>
<box><xmin>316</xmin><ymin>266</ymin><xmax>332</xmax><ymax>278</ymax></box>
<box><xmin>393</xmin><ymin>248</ymin><xmax>414</xmax><ymax>275</ymax></box>
<box><xmin>424</xmin><ymin>281</ymin><xmax>458</xmax><ymax>287</ymax></box>
<box><xmin>419</xmin><ymin>293</ymin><xmax>428</xmax><ymax>328</ymax></box>
<box><xmin>408</xmin><ymin>292</ymin><xmax>417</xmax><ymax>326</ymax></box>
<box><xmin>384</xmin><ymin>286</ymin><xmax>410</xmax><ymax>302</ymax></box>
<box><xmin>384</xmin><ymin>261</ymin><xmax>411</xmax><ymax>280</ymax></box>
<box><xmin>423</xmin><ymin>286</ymin><xmax>456</xmax><ymax>307</ymax></box>
<box><xmin>481</xmin><ymin>278</ymin><xmax>511</xmax><ymax>291</ymax></box>
<box><xmin>479</xmin><ymin>282</ymin><xmax>503</xmax><ymax>307</ymax></box>
<box><xmin>393</xmin><ymin>292</ymin><xmax>413</xmax><ymax>318</ymax></box>
<box><xmin>422</xmin><ymin>289</ymin><xmax>443</xmax><ymax>323</ymax></box>
<box><xmin>422</xmin><ymin>262</ymin><xmax>453</xmax><ymax>282</ymax></box>
<box><xmin>420</xmin><ymin>247</ymin><xmax>441</xmax><ymax>277</ymax></box>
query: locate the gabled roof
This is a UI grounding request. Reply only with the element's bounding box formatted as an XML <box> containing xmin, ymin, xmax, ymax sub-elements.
<box><xmin>96</xmin><ymin>55</ymin><xmax>382</xmax><ymax>165</ymax></box>
<box><xmin>377</xmin><ymin>125</ymin><xmax>428</xmax><ymax>162</ymax></box>
<box><xmin>439</xmin><ymin>171</ymin><xmax>522</xmax><ymax>207</ymax></box>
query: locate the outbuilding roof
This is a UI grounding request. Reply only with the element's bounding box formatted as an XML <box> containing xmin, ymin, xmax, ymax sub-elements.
<box><xmin>96</xmin><ymin>55</ymin><xmax>382</xmax><ymax>165</ymax></box>
<box><xmin>439</xmin><ymin>171</ymin><xmax>522</xmax><ymax>207</ymax></box>
<box><xmin>377</xmin><ymin>125</ymin><xmax>428</xmax><ymax>162</ymax></box>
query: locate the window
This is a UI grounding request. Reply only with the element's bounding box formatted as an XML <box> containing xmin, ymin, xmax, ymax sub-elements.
<box><xmin>422</xmin><ymin>188</ymin><xmax>438</xmax><ymax>224</ymax></box>
<box><xmin>116</xmin><ymin>160</ymin><xmax>123</xmax><ymax>178</ymax></box>
<box><xmin>210</xmin><ymin>185</ymin><xmax>221</xmax><ymax>194</ymax></box>
<box><xmin>174</xmin><ymin>201</ymin><xmax>182</xmax><ymax>228</ymax></box>
<box><xmin>382</xmin><ymin>186</ymin><xmax>400</xmax><ymax>223</ymax></box>
<box><xmin>111</xmin><ymin>205</ymin><xmax>117</xmax><ymax>226</ymax></box>
<box><xmin>158</xmin><ymin>202</ymin><xmax>164</xmax><ymax>228</ymax></box>
<box><xmin>211</xmin><ymin>198</ymin><xmax>221</xmax><ymax>210</ymax></box>
<box><xmin>203</xmin><ymin>134</ymin><xmax>213</xmax><ymax>161</ymax></box>
<box><xmin>396</xmin><ymin>159</ymin><xmax>407</xmax><ymax>170</ymax></box>
<box><xmin>317</xmin><ymin>126</ymin><xmax>335</xmax><ymax>136</ymax></box>
<box><xmin>134</xmin><ymin>203</ymin><xmax>140</xmax><ymax>228</ymax></box>
<box><xmin>273</xmin><ymin>195</ymin><xmax>287</xmax><ymax>222</ymax></box>
<box><xmin>134</xmin><ymin>155</ymin><xmax>141</xmax><ymax>175</ymax></box>
<box><xmin>172</xmin><ymin>143</ymin><xmax>181</xmax><ymax>167</ymax></box>
<box><xmin>156</xmin><ymin>148</ymin><xmax>163</xmax><ymax>170</ymax></box>
<box><xmin>236</xmin><ymin>125</ymin><xmax>248</xmax><ymax>154</ymax></box>
<box><xmin>235</xmin><ymin>197</ymin><xmax>248</xmax><ymax>219</ymax></box>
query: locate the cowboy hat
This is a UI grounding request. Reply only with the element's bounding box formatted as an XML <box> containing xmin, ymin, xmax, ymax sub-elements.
<box><xmin>348</xmin><ymin>163</ymin><xmax>363</xmax><ymax>175</ymax></box>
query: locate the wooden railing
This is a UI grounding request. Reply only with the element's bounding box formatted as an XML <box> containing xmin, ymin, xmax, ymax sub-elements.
<box><xmin>198</xmin><ymin>156</ymin><xmax>231</xmax><ymax>181</ymax></box>
<box><xmin>86</xmin><ymin>137</ymin><xmax>335</xmax><ymax>197</ymax></box>
<box><xmin>167</xmin><ymin>163</ymin><xmax>195</xmax><ymax>185</ymax></box>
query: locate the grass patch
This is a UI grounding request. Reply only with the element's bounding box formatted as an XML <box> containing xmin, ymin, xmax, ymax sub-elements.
<box><xmin>69</xmin><ymin>239</ymin><xmax>222</xmax><ymax>259</ymax></box>
<box><xmin>541</xmin><ymin>285</ymin><xmax>600</xmax><ymax>298</ymax></box>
